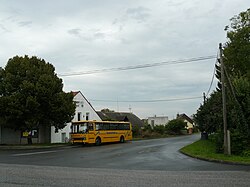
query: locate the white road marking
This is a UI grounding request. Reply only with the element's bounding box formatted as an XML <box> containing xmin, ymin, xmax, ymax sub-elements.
<box><xmin>12</xmin><ymin>150</ymin><xmax>59</xmax><ymax>156</ymax></box>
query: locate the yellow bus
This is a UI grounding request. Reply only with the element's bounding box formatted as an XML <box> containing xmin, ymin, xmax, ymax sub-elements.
<box><xmin>70</xmin><ymin>120</ymin><xmax>132</xmax><ymax>145</ymax></box>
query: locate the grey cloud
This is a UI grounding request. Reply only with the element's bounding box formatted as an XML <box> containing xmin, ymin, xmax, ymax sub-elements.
<box><xmin>126</xmin><ymin>6</ymin><xmax>151</xmax><ymax>23</ymax></box>
<box><xmin>94</xmin><ymin>32</ymin><xmax>105</xmax><ymax>40</ymax></box>
<box><xmin>18</xmin><ymin>21</ymin><xmax>32</xmax><ymax>27</ymax></box>
<box><xmin>0</xmin><ymin>24</ymin><xmax>10</xmax><ymax>33</ymax></box>
<box><xmin>68</xmin><ymin>28</ymin><xmax>82</xmax><ymax>36</ymax></box>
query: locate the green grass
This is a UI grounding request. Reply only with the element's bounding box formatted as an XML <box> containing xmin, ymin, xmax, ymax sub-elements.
<box><xmin>180</xmin><ymin>139</ymin><xmax>250</xmax><ymax>165</ymax></box>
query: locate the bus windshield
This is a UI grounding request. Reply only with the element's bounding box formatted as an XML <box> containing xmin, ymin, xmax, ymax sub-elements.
<box><xmin>71</xmin><ymin>122</ymin><xmax>94</xmax><ymax>134</ymax></box>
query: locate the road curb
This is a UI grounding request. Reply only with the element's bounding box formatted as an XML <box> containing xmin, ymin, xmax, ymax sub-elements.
<box><xmin>0</xmin><ymin>144</ymin><xmax>71</xmax><ymax>150</ymax></box>
<box><xmin>179</xmin><ymin>149</ymin><xmax>250</xmax><ymax>166</ymax></box>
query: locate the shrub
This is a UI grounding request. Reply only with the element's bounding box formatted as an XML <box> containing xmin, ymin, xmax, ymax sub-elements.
<box><xmin>165</xmin><ymin>119</ymin><xmax>186</xmax><ymax>135</ymax></box>
<box><xmin>154</xmin><ymin>125</ymin><xmax>165</xmax><ymax>135</ymax></box>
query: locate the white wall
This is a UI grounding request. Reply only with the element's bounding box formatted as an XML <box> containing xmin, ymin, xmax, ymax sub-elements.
<box><xmin>72</xmin><ymin>93</ymin><xmax>101</xmax><ymax>122</ymax></box>
<box><xmin>51</xmin><ymin>92</ymin><xmax>101</xmax><ymax>143</ymax></box>
<box><xmin>148</xmin><ymin>116</ymin><xmax>169</xmax><ymax>128</ymax></box>
<box><xmin>184</xmin><ymin>120</ymin><xmax>194</xmax><ymax>129</ymax></box>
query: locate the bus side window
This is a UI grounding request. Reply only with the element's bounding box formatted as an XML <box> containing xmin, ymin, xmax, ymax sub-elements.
<box><xmin>89</xmin><ymin>123</ymin><xmax>94</xmax><ymax>131</ymax></box>
<box><xmin>110</xmin><ymin>123</ymin><xmax>117</xmax><ymax>130</ymax></box>
<box><xmin>96</xmin><ymin>123</ymin><xmax>99</xmax><ymax>130</ymax></box>
<box><xmin>124</xmin><ymin>124</ymin><xmax>130</xmax><ymax>130</ymax></box>
<box><xmin>116</xmin><ymin>123</ymin><xmax>121</xmax><ymax>130</ymax></box>
<box><xmin>103</xmin><ymin>123</ymin><xmax>110</xmax><ymax>130</ymax></box>
<box><xmin>96</xmin><ymin>123</ymin><xmax>103</xmax><ymax>130</ymax></box>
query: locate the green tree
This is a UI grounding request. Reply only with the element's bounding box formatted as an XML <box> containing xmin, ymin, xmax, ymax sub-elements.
<box><xmin>224</xmin><ymin>8</ymin><xmax>250</xmax><ymax>79</ymax></box>
<box><xmin>195</xmin><ymin>9</ymin><xmax>250</xmax><ymax>154</ymax></box>
<box><xmin>101</xmin><ymin>108</ymin><xmax>115</xmax><ymax>113</ymax></box>
<box><xmin>223</xmin><ymin>8</ymin><xmax>250</xmax><ymax>151</ymax></box>
<box><xmin>194</xmin><ymin>91</ymin><xmax>223</xmax><ymax>134</ymax></box>
<box><xmin>0</xmin><ymin>55</ymin><xmax>76</xmax><ymax>143</ymax></box>
<box><xmin>165</xmin><ymin>119</ymin><xmax>186</xmax><ymax>135</ymax></box>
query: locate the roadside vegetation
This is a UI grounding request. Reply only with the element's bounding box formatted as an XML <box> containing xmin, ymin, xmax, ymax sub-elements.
<box><xmin>180</xmin><ymin>134</ymin><xmax>250</xmax><ymax>164</ymax></box>
<box><xmin>193</xmin><ymin>9</ymin><xmax>250</xmax><ymax>156</ymax></box>
<box><xmin>133</xmin><ymin>118</ymin><xmax>193</xmax><ymax>140</ymax></box>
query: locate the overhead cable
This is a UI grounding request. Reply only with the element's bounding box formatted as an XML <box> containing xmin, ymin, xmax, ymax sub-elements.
<box><xmin>89</xmin><ymin>96</ymin><xmax>202</xmax><ymax>103</ymax></box>
<box><xmin>205</xmin><ymin>53</ymin><xmax>218</xmax><ymax>98</ymax></box>
<box><xmin>59</xmin><ymin>55</ymin><xmax>216</xmax><ymax>77</ymax></box>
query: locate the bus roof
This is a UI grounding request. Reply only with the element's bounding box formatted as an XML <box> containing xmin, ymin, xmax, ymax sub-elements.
<box><xmin>71</xmin><ymin>120</ymin><xmax>131</xmax><ymax>124</ymax></box>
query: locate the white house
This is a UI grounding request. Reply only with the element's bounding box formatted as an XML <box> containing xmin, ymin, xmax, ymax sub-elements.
<box><xmin>50</xmin><ymin>91</ymin><xmax>101</xmax><ymax>143</ymax></box>
<box><xmin>148</xmin><ymin>115</ymin><xmax>169</xmax><ymax>128</ymax></box>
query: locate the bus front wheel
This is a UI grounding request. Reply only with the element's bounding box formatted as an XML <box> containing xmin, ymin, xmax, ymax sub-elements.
<box><xmin>95</xmin><ymin>137</ymin><xmax>101</xmax><ymax>146</ymax></box>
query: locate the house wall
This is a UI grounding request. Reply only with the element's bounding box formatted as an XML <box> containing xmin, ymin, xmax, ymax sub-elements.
<box><xmin>0</xmin><ymin>125</ymin><xmax>50</xmax><ymax>144</ymax></box>
<box><xmin>0</xmin><ymin>127</ymin><xmax>21</xmax><ymax>144</ymax></box>
<box><xmin>50</xmin><ymin>92</ymin><xmax>101</xmax><ymax>143</ymax></box>
<box><xmin>148</xmin><ymin>116</ymin><xmax>169</xmax><ymax>128</ymax></box>
<box><xmin>51</xmin><ymin>124</ymin><xmax>71</xmax><ymax>143</ymax></box>
<box><xmin>184</xmin><ymin>120</ymin><xmax>194</xmax><ymax>129</ymax></box>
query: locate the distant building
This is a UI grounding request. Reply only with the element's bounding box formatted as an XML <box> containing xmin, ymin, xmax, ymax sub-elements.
<box><xmin>177</xmin><ymin>113</ymin><xmax>194</xmax><ymax>134</ymax></box>
<box><xmin>148</xmin><ymin>115</ymin><xmax>169</xmax><ymax>129</ymax></box>
<box><xmin>50</xmin><ymin>91</ymin><xmax>101</xmax><ymax>143</ymax></box>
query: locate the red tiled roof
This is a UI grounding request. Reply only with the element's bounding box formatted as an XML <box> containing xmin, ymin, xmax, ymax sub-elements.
<box><xmin>71</xmin><ymin>91</ymin><xmax>80</xmax><ymax>96</ymax></box>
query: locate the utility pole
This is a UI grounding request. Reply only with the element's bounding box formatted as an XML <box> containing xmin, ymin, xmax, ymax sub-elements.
<box><xmin>219</xmin><ymin>43</ymin><xmax>230</xmax><ymax>155</ymax></box>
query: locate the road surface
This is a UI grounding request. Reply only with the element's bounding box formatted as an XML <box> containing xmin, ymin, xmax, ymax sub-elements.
<box><xmin>0</xmin><ymin>134</ymin><xmax>249</xmax><ymax>186</ymax></box>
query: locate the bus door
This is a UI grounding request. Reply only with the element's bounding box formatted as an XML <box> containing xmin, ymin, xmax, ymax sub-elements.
<box><xmin>87</xmin><ymin>122</ymin><xmax>95</xmax><ymax>144</ymax></box>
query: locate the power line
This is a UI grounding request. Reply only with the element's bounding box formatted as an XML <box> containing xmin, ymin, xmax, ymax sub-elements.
<box><xmin>59</xmin><ymin>55</ymin><xmax>216</xmax><ymax>77</ymax></box>
<box><xmin>205</xmin><ymin>53</ymin><xmax>218</xmax><ymax>98</ymax></box>
<box><xmin>89</xmin><ymin>96</ymin><xmax>202</xmax><ymax>103</ymax></box>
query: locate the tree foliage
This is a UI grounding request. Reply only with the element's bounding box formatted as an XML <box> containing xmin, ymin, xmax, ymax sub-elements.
<box><xmin>101</xmin><ymin>108</ymin><xmax>115</xmax><ymax>113</ymax></box>
<box><xmin>165</xmin><ymin>119</ymin><xmax>186</xmax><ymax>135</ymax></box>
<box><xmin>224</xmin><ymin>8</ymin><xmax>250</xmax><ymax>79</ymax></box>
<box><xmin>194</xmin><ymin>91</ymin><xmax>222</xmax><ymax>134</ymax></box>
<box><xmin>194</xmin><ymin>9</ymin><xmax>250</xmax><ymax>154</ymax></box>
<box><xmin>0</xmin><ymin>55</ymin><xmax>75</xmax><ymax>132</ymax></box>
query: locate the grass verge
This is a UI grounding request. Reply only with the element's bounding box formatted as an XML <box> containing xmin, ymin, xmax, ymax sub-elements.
<box><xmin>180</xmin><ymin>139</ymin><xmax>250</xmax><ymax>165</ymax></box>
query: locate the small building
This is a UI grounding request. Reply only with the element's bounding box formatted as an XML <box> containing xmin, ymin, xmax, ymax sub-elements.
<box><xmin>148</xmin><ymin>115</ymin><xmax>169</xmax><ymax>129</ymax></box>
<box><xmin>177</xmin><ymin>113</ymin><xmax>194</xmax><ymax>134</ymax></box>
<box><xmin>50</xmin><ymin>91</ymin><xmax>101</xmax><ymax>143</ymax></box>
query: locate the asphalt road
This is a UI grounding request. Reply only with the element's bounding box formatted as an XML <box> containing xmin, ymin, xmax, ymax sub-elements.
<box><xmin>0</xmin><ymin>134</ymin><xmax>250</xmax><ymax>186</ymax></box>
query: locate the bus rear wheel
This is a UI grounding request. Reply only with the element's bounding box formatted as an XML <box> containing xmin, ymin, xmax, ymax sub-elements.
<box><xmin>95</xmin><ymin>137</ymin><xmax>101</xmax><ymax>146</ymax></box>
<box><xmin>120</xmin><ymin>136</ymin><xmax>125</xmax><ymax>143</ymax></box>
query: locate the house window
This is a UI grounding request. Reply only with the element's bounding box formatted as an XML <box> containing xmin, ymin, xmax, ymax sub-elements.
<box><xmin>86</xmin><ymin>112</ymin><xmax>89</xmax><ymax>121</ymax></box>
<box><xmin>77</xmin><ymin>112</ymin><xmax>81</xmax><ymax>121</ymax></box>
<box><xmin>75</xmin><ymin>101</ymin><xmax>80</xmax><ymax>107</ymax></box>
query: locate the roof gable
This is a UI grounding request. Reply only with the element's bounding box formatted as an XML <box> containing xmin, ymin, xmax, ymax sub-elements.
<box><xmin>71</xmin><ymin>91</ymin><xmax>99</xmax><ymax>116</ymax></box>
<box><xmin>178</xmin><ymin>113</ymin><xmax>194</xmax><ymax>124</ymax></box>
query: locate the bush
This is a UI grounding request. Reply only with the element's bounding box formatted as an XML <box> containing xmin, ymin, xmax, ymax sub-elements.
<box><xmin>154</xmin><ymin>125</ymin><xmax>165</xmax><ymax>135</ymax></box>
<box><xmin>241</xmin><ymin>149</ymin><xmax>250</xmax><ymax>157</ymax></box>
<box><xmin>132</xmin><ymin>125</ymin><xmax>140</xmax><ymax>137</ymax></box>
<box><xmin>165</xmin><ymin>119</ymin><xmax>186</xmax><ymax>135</ymax></box>
<box><xmin>230</xmin><ymin>130</ymin><xmax>248</xmax><ymax>155</ymax></box>
<box><xmin>210</xmin><ymin>133</ymin><xmax>223</xmax><ymax>153</ymax></box>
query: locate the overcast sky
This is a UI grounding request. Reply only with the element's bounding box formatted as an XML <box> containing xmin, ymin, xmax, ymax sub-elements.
<box><xmin>0</xmin><ymin>1</ymin><xmax>249</xmax><ymax>119</ymax></box>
